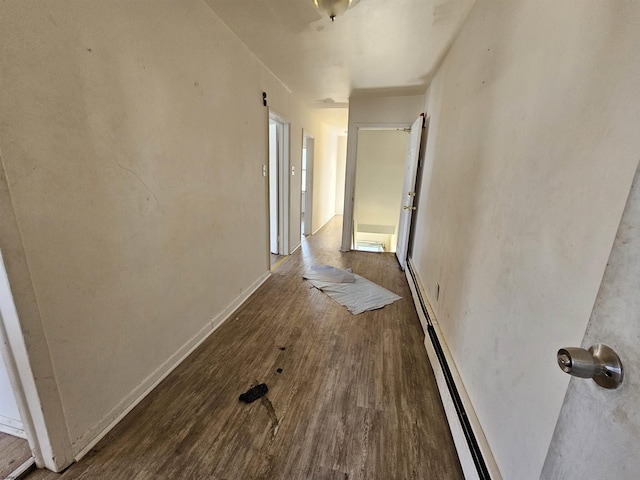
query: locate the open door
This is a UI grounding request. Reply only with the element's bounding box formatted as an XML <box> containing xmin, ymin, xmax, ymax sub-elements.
<box><xmin>395</xmin><ymin>114</ymin><xmax>424</xmax><ymax>270</ymax></box>
<box><xmin>542</xmin><ymin>162</ymin><xmax>640</xmax><ymax>478</ymax></box>
<box><xmin>268</xmin><ymin>112</ymin><xmax>290</xmax><ymax>256</ymax></box>
<box><xmin>268</xmin><ymin>121</ymin><xmax>279</xmax><ymax>254</ymax></box>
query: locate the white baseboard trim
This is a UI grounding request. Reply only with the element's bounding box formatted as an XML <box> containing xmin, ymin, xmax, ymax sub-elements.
<box><xmin>405</xmin><ymin>259</ymin><xmax>501</xmax><ymax>480</ymax></box>
<box><xmin>6</xmin><ymin>456</ymin><xmax>36</xmax><ymax>480</ymax></box>
<box><xmin>290</xmin><ymin>242</ymin><xmax>301</xmax><ymax>255</ymax></box>
<box><xmin>404</xmin><ymin>262</ymin><xmax>429</xmax><ymax>334</ymax></box>
<box><xmin>0</xmin><ymin>414</ymin><xmax>26</xmax><ymax>439</ymax></box>
<box><xmin>71</xmin><ymin>270</ymin><xmax>272</xmax><ymax>461</ymax></box>
<box><xmin>312</xmin><ymin>214</ymin><xmax>335</xmax><ymax>235</ymax></box>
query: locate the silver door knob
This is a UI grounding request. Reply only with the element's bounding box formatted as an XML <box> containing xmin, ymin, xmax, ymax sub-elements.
<box><xmin>556</xmin><ymin>344</ymin><xmax>623</xmax><ymax>389</ymax></box>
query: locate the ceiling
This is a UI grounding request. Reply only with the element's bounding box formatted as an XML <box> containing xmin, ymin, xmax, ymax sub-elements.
<box><xmin>203</xmin><ymin>0</ymin><xmax>475</xmax><ymax>106</ymax></box>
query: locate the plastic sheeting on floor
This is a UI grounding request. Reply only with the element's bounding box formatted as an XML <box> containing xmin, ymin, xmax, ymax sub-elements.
<box><xmin>302</xmin><ymin>264</ymin><xmax>355</xmax><ymax>283</ymax></box>
<box><xmin>303</xmin><ymin>265</ymin><xmax>402</xmax><ymax>315</ymax></box>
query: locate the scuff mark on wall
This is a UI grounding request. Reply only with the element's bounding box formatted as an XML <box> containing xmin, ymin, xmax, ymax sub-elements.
<box><xmin>111</xmin><ymin>159</ymin><xmax>162</xmax><ymax>212</ymax></box>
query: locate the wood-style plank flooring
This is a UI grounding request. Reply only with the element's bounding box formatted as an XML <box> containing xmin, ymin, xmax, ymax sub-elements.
<box><xmin>28</xmin><ymin>216</ymin><xmax>462</xmax><ymax>479</ymax></box>
<box><xmin>269</xmin><ymin>253</ymin><xmax>287</xmax><ymax>270</ymax></box>
<box><xmin>0</xmin><ymin>432</ymin><xmax>31</xmax><ymax>478</ymax></box>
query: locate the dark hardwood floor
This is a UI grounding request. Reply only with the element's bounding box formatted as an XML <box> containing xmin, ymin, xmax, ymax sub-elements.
<box><xmin>28</xmin><ymin>216</ymin><xmax>462</xmax><ymax>479</ymax></box>
<box><xmin>0</xmin><ymin>431</ymin><xmax>31</xmax><ymax>478</ymax></box>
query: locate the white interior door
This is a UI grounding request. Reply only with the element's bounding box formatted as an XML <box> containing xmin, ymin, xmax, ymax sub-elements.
<box><xmin>395</xmin><ymin>114</ymin><xmax>424</xmax><ymax>270</ymax></box>
<box><xmin>541</xmin><ymin>163</ymin><xmax>640</xmax><ymax>479</ymax></box>
<box><xmin>301</xmin><ymin>143</ymin><xmax>306</xmax><ymax>241</ymax></box>
<box><xmin>268</xmin><ymin>121</ymin><xmax>278</xmax><ymax>254</ymax></box>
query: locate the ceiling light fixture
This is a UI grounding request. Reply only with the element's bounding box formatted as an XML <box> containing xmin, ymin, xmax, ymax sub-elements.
<box><xmin>313</xmin><ymin>0</ymin><xmax>353</xmax><ymax>21</ymax></box>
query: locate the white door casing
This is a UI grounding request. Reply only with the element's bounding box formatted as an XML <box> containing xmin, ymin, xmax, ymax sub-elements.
<box><xmin>0</xmin><ymin>248</ymin><xmax>75</xmax><ymax>471</ymax></box>
<box><xmin>268</xmin><ymin>111</ymin><xmax>290</xmax><ymax>256</ymax></box>
<box><xmin>395</xmin><ymin>114</ymin><xmax>424</xmax><ymax>270</ymax></box>
<box><xmin>268</xmin><ymin>121</ymin><xmax>278</xmax><ymax>254</ymax></box>
<box><xmin>303</xmin><ymin>134</ymin><xmax>314</xmax><ymax>237</ymax></box>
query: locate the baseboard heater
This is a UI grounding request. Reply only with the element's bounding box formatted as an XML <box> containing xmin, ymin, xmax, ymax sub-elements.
<box><xmin>406</xmin><ymin>261</ymin><xmax>491</xmax><ymax>480</ymax></box>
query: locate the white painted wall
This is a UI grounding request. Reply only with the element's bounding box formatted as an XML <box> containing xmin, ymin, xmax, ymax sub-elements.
<box><xmin>542</xmin><ymin>162</ymin><xmax>640</xmax><ymax>479</ymax></box>
<box><xmin>410</xmin><ymin>1</ymin><xmax>640</xmax><ymax>478</ymax></box>
<box><xmin>346</xmin><ymin>95</ymin><xmax>424</xmax><ymax>127</ymax></box>
<box><xmin>310</xmin><ymin>121</ymin><xmax>341</xmax><ymax>233</ymax></box>
<box><xmin>335</xmin><ymin>135</ymin><xmax>347</xmax><ymax>215</ymax></box>
<box><xmin>341</xmin><ymin>95</ymin><xmax>424</xmax><ymax>250</ymax></box>
<box><xmin>0</xmin><ymin>0</ymin><xmax>340</xmax><ymax>468</ymax></box>
<box><xmin>313</xmin><ymin>124</ymin><xmax>337</xmax><ymax>233</ymax></box>
<box><xmin>303</xmin><ymin>108</ymin><xmax>348</xmax><ymax>234</ymax></box>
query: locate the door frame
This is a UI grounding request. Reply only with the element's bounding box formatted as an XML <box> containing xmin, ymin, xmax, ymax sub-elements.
<box><xmin>406</xmin><ymin>116</ymin><xmax>429</xmax><ymax>258</ymax></box>
<box><xmin>268</xmin><ymin>110</ymin><xmax>291</xmax><ymax>256</ymax></box>
<box><xmin>0</xmin><ymin>249</ymin><xmax>66</xmax><ymax>471</ymax></box>
<box><xmin>396</xmin><ymin>114</ymin><xmax>426</xmax><ymax>269</ymax></box>
<box><xmin>340</xmin><ymin>122</ymin><xmax>412</xmax><ymax>252</ymax></box>
<box><xmin>301</xmin><ymin>132</ymin><xmax>314</xmax><ymax>237</ymax></box>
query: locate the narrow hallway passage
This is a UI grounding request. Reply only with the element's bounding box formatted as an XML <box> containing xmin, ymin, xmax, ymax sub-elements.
<box><xmin>28</xmin><ymin>216</ymin><xmax>462</xmax><ymax>480</ymax></box>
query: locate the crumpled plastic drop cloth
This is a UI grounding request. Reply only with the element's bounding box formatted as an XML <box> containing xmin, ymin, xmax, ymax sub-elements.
<box><xmin>303</xmin><ymin>265</ymin><xmax>402</xmax><ymax>315</ymax></box>
<box><xmin>302</xmin><ymin>264</ymin><xmax>356</xmax><ymax>283</ymax></box>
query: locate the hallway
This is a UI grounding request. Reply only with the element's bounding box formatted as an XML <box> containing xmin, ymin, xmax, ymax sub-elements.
<box><xmin>27</xmin><ymin>216</ymin><xmax>461</xmax><ymax>479</ymax></box>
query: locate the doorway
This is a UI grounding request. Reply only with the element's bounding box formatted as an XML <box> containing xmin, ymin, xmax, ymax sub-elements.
<box><xmin>301</xmin><ymin>133</ymin><xmax>314</xmax><ymax>240</ymax></box>
<box><xmin>0</xmin><ymin>351</ymin><xmax>25</xmax><ymax>439</ymax></box>
<box><xmin>352</xmin><ymin>128</ymin><xmax>409</xmax><ymax>253</ymax></box>
<box><xmin>0</xmin><ymin>251</ymin><xmax>36</xmax><ymax>478</ymax></box>
<box><xmin>268</xmin><ymin>112</ymin><xmax>290</xmax><ymax>268</ymax></box>
<box><xmin>0</xmin><ymin>349</ymin><xmax>31</xmax><ymax>479</ymax></box>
